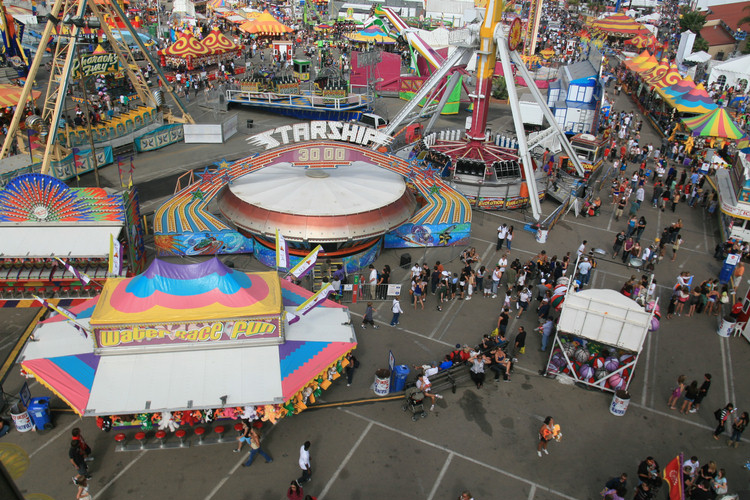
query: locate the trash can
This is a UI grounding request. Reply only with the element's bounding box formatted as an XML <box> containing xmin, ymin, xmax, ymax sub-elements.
<box><xmin>28</xmin><ymin>397</ymin><xmax>53</xmax><ymax>430</ymax></box>
<box><xmin>10</xmin><ymin>403</ymin><xmax>33</xmax><ymax>432</ymax></box>
<box><xmin>246</xmin><ymin>119</ymin><xmax>254</xmax><ymax>129</ymax></box>
<box><xmin>373</xmin><ymin>368</ymin><xmax>391</xmax><ymax>396</ymax></box>
<box><xmin>535</xmin><ymin>226</ymin><xmax>548</xmax><ymax>244</ymax></box>
<box><xmin>391</xmin><ymin>365</ymin><xmax>410</xmax><ymax>393</ymax></box>
<box><xmin>609</xmin><ymin>389</ymin><xmax>631</xmax><ymax>416</ymax></box>
<box><xmin>718</xmin><ymin>316</ymin><xmax>737</xmax><ymax>337</ymax></box>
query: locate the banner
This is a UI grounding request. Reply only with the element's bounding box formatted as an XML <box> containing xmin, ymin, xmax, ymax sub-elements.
<box><xmin>296</xmin><ymin>283</ymin><xmax>334</xmax><ymax>316</ymax></box>
<box><xmin>95</xmin><ymin>317</ymin><xmax>281</xmax><ymax>349</ymax></box>
<box><xmin>33</xmin><ymin>295</ymin><xmax>89</xmax><ymax>338</ymax></box>
<box><xmin>134</xmin><ymin>124</ymin><xmax>185</xmax><ymax>152</ymax></box>
<box><xmin>55</xmin><ymin>257</ymin><xmax>92</xmax><ymax>285</ymax></box>
<box><xmin>72</xmin><ymin>52</ymin><xmax>119</xmax><ymax>79</ymax></box>
<box><xmin>276</xmin><ymin>229</ymin><xmax>289</xmax><ymax>269</ymax></box>
<box><xmin>289</xmin><ymin>245</ymin><xmax>322</xmax><ymax>278</ymax></box>
<box><xmin>108</xmin><ymin>233</ymin><xmax>122</xmax><ymax>276</ymax></box>
<box><xmin>662</xmin><ymin>454</ymin><xmax>683</xmax><ymax>500</ymax></box>
<box><xmin>46</xmin><ymin>146</ymin><xmax>114</xmax><ymax>181</ymax></box>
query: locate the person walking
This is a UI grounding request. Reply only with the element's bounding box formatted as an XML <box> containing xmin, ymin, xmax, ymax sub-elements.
<box><xmin>286</xmin><ymin>480</ymin><xmax>304</xmax><ymax>500</ymax></box>
<box><xmin>538</xmin><ymin>317</ymin><xmax>554</xmax><ymax>352</ymax></box>
<box><xmin>74</xmin><ymin>475</ymin><xmax>91</xmax><ymax>500</ymax></box>
<box><xmin>361</xmin><ymin>302</ymin><xmax>378</xmax><ymax>329</ymax></box>
<box><xmin>668</xmin><ymin>374</ymin><xmax>686</xmax><ymax>409</ymax></box>
<box><xmin>713</xmin><ymin>403</ymin><xmax>734</xmax><ymax>440</ymax></box>
<box><xmin>242</xmin><ymin>428</ymin><xmax>273</xmax><ymax>467</ymax></box>
<box><xmin>690</xmin><ymin>373</ymin><xmax>712</xmax><ymax>413</ymax></box>
<box><xmin>344</xmin><ymin>352</ymin><xmax>358</xmax><ymax>386</ymax></box>
<box><xmin>511</xmin><ymin>326</ymin><xmax>527</xmax><ymax>362</ymax></box>
<box><xmin>496</xmin><ymin>223</ymin><xmax>508</xmax><ymax>251</ymax></box>
<box><xmin>390</xmin><ymin>295</ymin><xmax>403</xmax><ymax>326</ymax></box>
<box><xmin>234</xmin><ymin>420</ymin><xmax>252</xmax><ymax>453</ymax></box>
<box><xmin>71</xmin><ymin>428</ymin><xmax>93</xmax><ymax>462</ymax></box>
<box><xmin>69</xmin><ymin>440</ymin><xmax>91</xmax><ymax>483</ymax></box>
<box><xmin>612</xmin><ymin>231</ymin><xmax>625</xmax><ymax>258</ymax></box>
<box><xmin>537</xmin><ymin>416</ymin><xmax>555</xmax><ymax>457</ymax></box>
<box><xmin>298</xmin><ymin>441</ymin><xmax>312</xmax><ymax>484</ymax></box>
<box><xmin>728</xmin><ymin>411</ymin><xmax>749</xmax><ymax>448</ymax></box>
<box><xmin>671</xmin><ymin>234</ymin><xmax>683</xmax><ymax>261</ymax></box>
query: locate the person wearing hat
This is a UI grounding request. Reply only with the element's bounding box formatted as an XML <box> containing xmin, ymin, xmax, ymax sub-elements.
<box><xmin>576</xmin><ymin>257</ymin><xmax>592</xmax><ymax>287</ymax></box>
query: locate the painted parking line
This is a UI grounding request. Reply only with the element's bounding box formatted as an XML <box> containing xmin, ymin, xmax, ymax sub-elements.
<box><xmin>318</xmin><ymin>421</ymin><xmax>373</xmax><ymax>499</ymax></box>
<box><xmin>29</xmin><ymin>418</ymin><xmax>79</xmax><ymax>459</ymax></box>
<box><xmin>342</xmin><ymin>408</ymin><xmax>581</xmax><ymax>500</ymax></box>
<box><xmin>93</xmin><ymin>450</ymin><xmax>146</xmax><ymax>500</ymax></box>
<box><xmin>426</xmin><ymin>452</ymin><xmax>454</xmax><ymax>500</ymax></box>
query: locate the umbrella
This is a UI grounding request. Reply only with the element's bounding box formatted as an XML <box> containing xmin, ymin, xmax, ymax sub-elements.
<box><xmin>591</xmin><ymin>14</ymin><xmax>651</xmax><ymax>37</ymax></box>
<box><xmin>540</xmin><ymin>49</ymin><xmax>555</xmax><ymax>59</ymax></box>
<box><xmin>345</xmin><ymin>26</ymin><xmax>396</xmax><ymax>44</ymax></box>
<box><xmin>669</xmin><ymin>84</ymin><xmax>717</xmax><ymax>114</ymax></box>
<box><xmin>681</xmin><ymin>108</ymin><xmax>744</xmax><ymax>139</ymax></box>
<box><xmin>0</xmin><ymin>84</ymin><xmax>41</xmax><ymax>108</ymax></box>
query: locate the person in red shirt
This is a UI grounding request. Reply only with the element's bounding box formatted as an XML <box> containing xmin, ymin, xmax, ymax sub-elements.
<box><xmin>71</xmin><ymin>428</ymin><xmax>93</xmax><ymax>462</ymax></box>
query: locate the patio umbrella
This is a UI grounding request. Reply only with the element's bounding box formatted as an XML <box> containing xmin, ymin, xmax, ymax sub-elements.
<box><xmin>669</xmin><ymin>84</ymin><xmax>718</xmax><ymax>114</ymax></box>
<box><xmin>0</xmin><ymin>84</ymin><xmax>41</xmax><ymax>107</ymax></box>
<box><xmin>345</xmin><ymin>26</ymin><xmax>396</xmax><ymax>44</ymax></box>
<box><xmin>591</xmin><ymin>14</ymin><xmax>651</xmax><ymax>37</ymax></box>
<box><xmin>681</xmin><ymin>108</ymin><xmax>744</xmax><ymax>139</ymax></box>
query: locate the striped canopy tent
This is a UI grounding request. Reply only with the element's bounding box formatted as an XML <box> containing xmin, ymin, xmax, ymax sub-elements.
<box><xmin>631</xmin><ymin>53</ymin><xmax>658</xmax><ymax>74</ymax></box>
<box><xmin>638</xmin><ymin>56</ymin><xmax>668</xmax><ymax>79</ymax></box>
<box><xmin>591</xmin><ymin>13</ymin><xmax>651</xmax><ymax>37</ymax></box>
<box><xmin>626</xmin><ymin>33</ymin><xmax>655</xmax><ymax>49</ymax></box>
<box><xmin>681</xmin><ymin>108</ymin><xmax>744</xmax><ymax>139</ymax></box>
<box><xmin>207</xmin><ymin>0</ymin><xmax>226</xmax><ymax>8</ymax></box>
<box><xmin>314</xmin><ymin>23</ymin><xmax>334</xmax><ymax>31</ymax></box>
<box><xmin>668</xmin><ymin>84</ymin><xmax>718</xmax><ymax>114</ymax></box>
<box><xmin>624</xmin><ymin>50</ymin><xmax>650</xmax><ymax>71</ymax></box>
<box><xmin>201</xmin><ymin>27</ymin><xmax>241</xmax><ymax>56</ymax></box>
<box><xmin>657</xmin><ymin>75</ymin><xmax>696</xmax><ymax>100</ymax></box>
<box><xmin>159</xmin><ymin>31</ymin><xmax>211</xmax><ymax>69</ymax></box>
<box><xmin>648</xmin><ymin>62</ymin><xmax>681</xmax><ymax>89</ymax></box>
<box><xmin>239</xmin><ymin>11</ymin><xmax>293</xmax><ymax>35</ymax></box>
<box><xmin>736</xmin><ymin>134</ymin><xmax>750</xmax><ymax>152</ymax></box>
<box><xmin>0</xmin><ymin>84</ymin><xmax>41</xmax><ymax>107</ymax></box>
<box><xmin>345</xmin><ymin>25</ymin><xmax>396</xmax><ymax>44</ymax></box>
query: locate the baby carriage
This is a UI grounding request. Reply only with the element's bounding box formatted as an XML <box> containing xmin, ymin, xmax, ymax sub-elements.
<box><xmin>402</xmin><ymin>387</ymin><xmax>427</xmax><ymax>421</ymax></box>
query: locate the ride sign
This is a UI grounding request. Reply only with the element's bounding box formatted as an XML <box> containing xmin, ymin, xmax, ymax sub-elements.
<box><xmin>72</xmin><ymin>52</ymin><xmax>119</xmax><ymax>79</ymax></box>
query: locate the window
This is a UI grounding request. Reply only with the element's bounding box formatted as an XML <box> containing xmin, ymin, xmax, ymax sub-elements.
<box><xmin>738</xmin><ymin>79</ymin><xmax>748</xmax><ymax>92</ymax></box>
<box><xmin>717</xmin><ymin>75</ymin><xmax>727</xmax><ymax>86</ymax></box>
<box><xmin>548</xmin><ymin>88</ymin><xmax>560</xmax><ymax>103</ymax></box>
<box><xmin>493</xmin><ymin>160</ymin><xmax>521</xmax><ymax>179</ymax></box>
<box><xmin>555</xmin><ymin>108</ymin><xmax>566</xmax><ymax>127</ymax></box>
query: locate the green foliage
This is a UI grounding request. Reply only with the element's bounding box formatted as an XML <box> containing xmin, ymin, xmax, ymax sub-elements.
<box><xmin>492</xmin><ymin>75</ymin><xmax>508</xmax><ymax>100</ymax></box>
<box><xmin>693</xmin><ymin>37</ymin><xmax>709</xmax><ymax>53</ymax></box>
<box><xmin>679</xmin><ymin>10</ymin><xmax>707</xmax><ymax>34</ymax></box>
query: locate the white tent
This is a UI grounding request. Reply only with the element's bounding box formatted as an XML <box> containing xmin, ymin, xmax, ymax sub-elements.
<box><xmin>684</xmin><ymin>50</ymin><xmax>712</xmax><ymax>63</ymax></box>
<box><xmin>708</xmin><ymin>54</ymin><xmax>750</xmax><ymax>89</ymax></box>
<box><xmin>546</xmin><ymin>289</ymin><xmax>653</xmax><ymax>393</ymax></box>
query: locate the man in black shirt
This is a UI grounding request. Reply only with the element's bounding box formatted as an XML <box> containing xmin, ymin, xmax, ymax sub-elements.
<box><xmin>69</xmin><ymin>439</ymin><xmax>91</xmax><ymax>481</ymax></box>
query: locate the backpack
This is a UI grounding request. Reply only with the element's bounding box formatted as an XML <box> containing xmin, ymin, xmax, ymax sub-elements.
<box><xmin>714</xmin><ymin>408</ymin><xmax>723</xmax><ymax>420</ymax></box>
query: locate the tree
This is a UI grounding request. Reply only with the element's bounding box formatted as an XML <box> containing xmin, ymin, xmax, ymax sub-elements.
<box><xmin>693</xmin><ymin>37</ymin><xmax>709</xmax><ymax>52</ymax></box>
<box><xmin>679</xmin><ymin>9</ymin><xmax>707</xmax><ymax>34</ymax></box>
<box><xmin>492</xmin><ymin>75</ymin><xmax>508</xmax><ymax>100</ymax></box>
<box><xmin>736</xmin><ymin>4</ymin><xmax>750</xmax><ymax>31</ymax></box>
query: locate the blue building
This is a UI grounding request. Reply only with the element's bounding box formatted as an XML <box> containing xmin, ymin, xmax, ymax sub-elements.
<box><xmin>546</xmin><ymin>59</ymin><xmax>603</xmax><ymax>135</ymax></box>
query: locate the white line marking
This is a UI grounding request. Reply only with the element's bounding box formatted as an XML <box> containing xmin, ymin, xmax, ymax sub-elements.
<box><xmin>720</xmin><ymin>336</ymin><xmax>731</xmax><ymax>404</ymax></box>
<box><xmin>528</xmin><ymin>483</ymin><xmax>538</xmax><ymax>500</ymax></box>
<box><xmin>640</xmin><ymin>327</ymin><xmax>652</xmax><ymax>406</ymax></box>
<box><xmin>349</xmin><ymin>311</ymin><xmax>453</xmax><ymax>348</ymax></box>
<box><xmin>29</xmin><ymin>418</ymin><xmax>79</xmax><ymax>458</ymax></box>
<box><xmin>342</xmin><ymin>409</ymin><xmax>581</xmax><ymax>500</ymax></box>
<box><xmin>93</xmin><ymin>450</ymin><xmax>146</xmax><ymax>499</ymax></box>
<box><xmin>725</xmin><ymin>337</ymin><xmax>737</xmax><ymax>406</ymax></box>
<box><xmin>427</xmin><ymin>453</ymin><xmax>454</xmax><ymax>500</ymax></box>
<box><xmin>318</xmin><ymin>421</ymin><xmax>373</xmax><ymax>499</ymax></box>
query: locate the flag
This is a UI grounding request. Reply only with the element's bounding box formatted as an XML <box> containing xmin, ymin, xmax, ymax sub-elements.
<box><xmin>54</xmin><ymin>257</ymin><xmax>91</xmax><ymax>285</ymax></box>
<box><xmin>662</xmin><ymin>453</ymin><xmax>683</xmax><ymax>500</ymax></box>
<box><xmin>285</xmin><ymin>311</ymin><xmax>300</xmax><ymax>325</ymax></box>
<box><xmin>108</xmin><ymin>233</ymin><xmax>122</xmax><ymax>276</ymax></box>
<box><xmin>275</xmin><ymin>229</ymin><xmax>289</xmax><ymax>269</ymax></box>
<box><xmin>289</xmin><ymin>245</ymin><xmax>322</xmax><ymax>278</ymax></box>
<box><xmin>33</xmin><ymin>295</ymin><xmax>89</xmax><ymax>338</ymax></box>
<box><xmin>296</xmin><ymin>283</ymin><xmax>334</xmax><ymax>316</ymax></box>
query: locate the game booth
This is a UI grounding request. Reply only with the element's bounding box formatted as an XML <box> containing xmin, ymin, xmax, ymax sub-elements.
<box><xmin>19</xmin><ymin>258</ymin><xmax>357</xmax><ymax>438</ymax></box>
<box><xmin>0</xmin><ymin>174</ymin><xmax>146</xmax><ymax>304</ymax></box>
<box><xmin>544</xmin><ymin>289</ymin><xmax>655</xmax><ymax>400</ymax></box>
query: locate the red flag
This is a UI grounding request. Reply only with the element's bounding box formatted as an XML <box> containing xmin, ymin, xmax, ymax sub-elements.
<box><xmin>662</xmin><ymin>454</ymin><xmax>684</xmax><ymax>500</ymax></box>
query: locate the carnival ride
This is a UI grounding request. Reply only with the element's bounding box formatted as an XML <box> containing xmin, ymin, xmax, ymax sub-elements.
<box><xmin>377</xmin><ymin>2</ymin><xmax>586</xmax><ymax>220</ymax></box>
<box><xmin>0</xmin><ymin>0</ymin><xmax>193</xmax><ymax>174</ymax></box>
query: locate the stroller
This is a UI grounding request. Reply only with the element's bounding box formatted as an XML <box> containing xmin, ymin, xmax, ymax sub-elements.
<box><xmin>402</xmin><ymin>387</ymin><xmax>428</xmax><ymax>421</ymax></box>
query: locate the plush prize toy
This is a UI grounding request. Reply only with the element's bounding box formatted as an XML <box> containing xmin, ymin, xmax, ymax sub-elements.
<box><xmin>158</xmin><ymin>411</ymin><xmax>179</xmax><ymax>432</ymax></box>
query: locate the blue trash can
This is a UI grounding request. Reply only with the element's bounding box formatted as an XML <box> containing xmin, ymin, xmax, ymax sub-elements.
<box><xmin>391</xmin><ymin>365</ymin><xmax>410</xmax><ymax>392</ymax></box>
<box><xmin>28</xmin><ymin>397</ymin><xmax>53</xmax><ymax>430</ymax></box>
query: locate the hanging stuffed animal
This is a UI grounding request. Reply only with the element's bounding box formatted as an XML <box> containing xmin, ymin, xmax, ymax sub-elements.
<box><xmin>241</xmin><ymin>405</ymin><xmax>257</xmax><ymax>421</ymax></box>
<box><xmin>137</xmin><ymin>413</ymin><xmax>153</xmax><ymax>431</ymax></box>
<box><xmin>302</xmin><ymin>386</ymin><xmax>314</xmax><ymax>405</ymax></box>
<box><xmin>158</xmin><ymin>411</ymin><xmax>179</xmax><ymax>432</ymax></box>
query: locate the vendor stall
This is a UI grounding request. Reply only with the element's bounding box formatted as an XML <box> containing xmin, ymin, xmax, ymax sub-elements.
<box><xmin>20</xmin><ymin>258</ymin><xmax>356</xmax><ymax>428</ymax></box>
<box><xmin>158</xmin><ymin>31</ymin><xmax>211</xmax><ymax>70</ymax></box>
<box><xmin>0</xmin><ymin>174</ymin><xmax>146</xmax><ymax>301</ymax></box>
<box><xmin>545</xmin><ymin>289</ymin><xmax>654</xmax><ymax>393</ymax></box>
